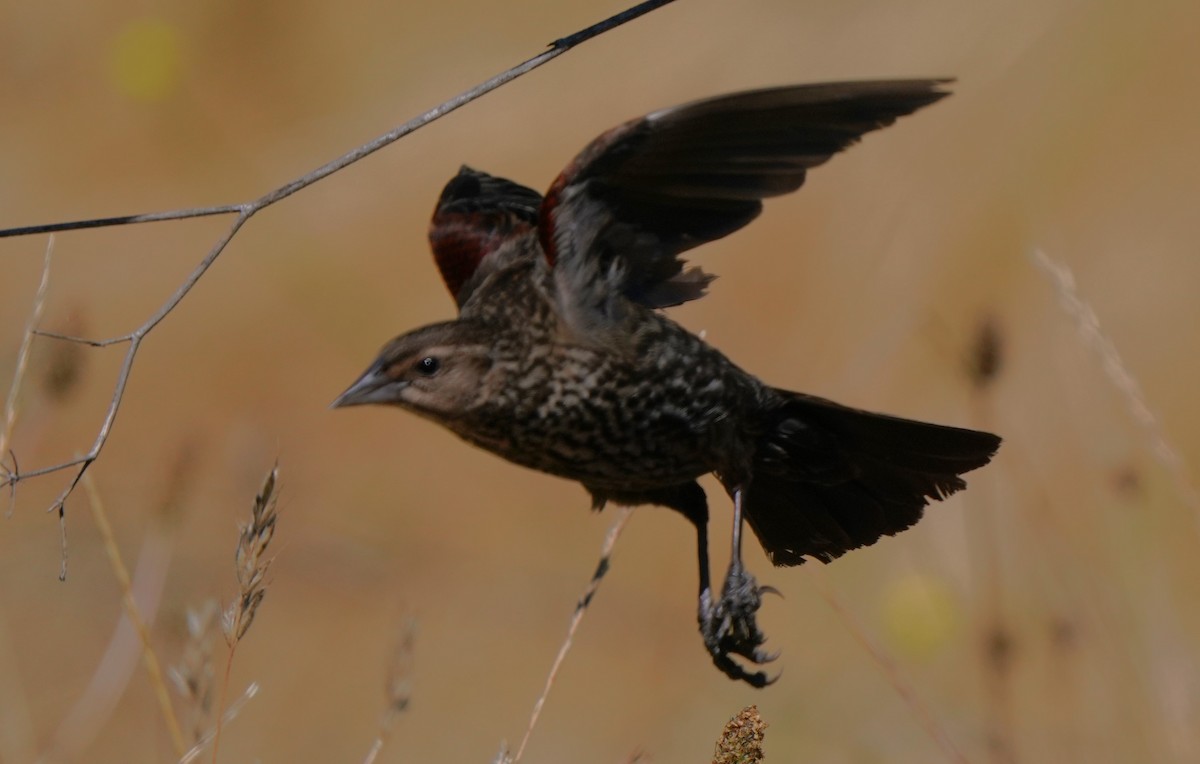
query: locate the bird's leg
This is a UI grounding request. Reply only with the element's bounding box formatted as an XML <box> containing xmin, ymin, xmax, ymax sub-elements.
<box><xmin>696</xmin><ymin>486</ymin><xmax>778</xmax><ymax>687</ymax></box>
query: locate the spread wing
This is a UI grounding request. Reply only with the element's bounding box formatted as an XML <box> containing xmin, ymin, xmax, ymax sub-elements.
<box><xmin>537</xmin><ymin>79</ymin><xmax>952</xmax><ymax>324</ymax></box>
<box><xmin>428</xmin><ymin>166</ymin><xmax>543</xmax><ymax>307</ymax></box>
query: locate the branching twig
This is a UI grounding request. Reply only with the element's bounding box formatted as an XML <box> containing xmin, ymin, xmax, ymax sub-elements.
<box><xmin>0</xmin><ymin>0</ymin><xmax>678</xmax><ymax>574</ymax></box>
<box><xmin>510</xmin><ymin>506</ymin><xmax>635</xmax><ymax>764</ymax></box>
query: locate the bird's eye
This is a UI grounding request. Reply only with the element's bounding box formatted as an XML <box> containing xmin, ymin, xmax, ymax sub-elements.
<box><xmin>416</xmin><ymin>356</ymin><xmax>440</xmax><ymax>376</ymax></box>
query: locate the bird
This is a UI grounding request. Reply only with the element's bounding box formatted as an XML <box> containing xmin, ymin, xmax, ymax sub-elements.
<box><xmin>333</xmin><ymin>79</ymin><xmax>1001</xmax><ymax>687</ymax></box>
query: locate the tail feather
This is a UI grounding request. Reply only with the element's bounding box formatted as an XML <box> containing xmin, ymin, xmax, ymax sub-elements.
<box><xmin>744</xmin><ymin>391</ymin><xmax>1001</xmax><ymax>566</ymax></box>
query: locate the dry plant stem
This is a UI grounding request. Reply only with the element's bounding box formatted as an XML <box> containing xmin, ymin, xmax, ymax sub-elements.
<box><xmin>360</xmin><ymin>733</ymin><xmax>386</xmax><ymax>764</ymax></box>
<box><xmin>511</xmin><ymin>506</ymin><xmax>635</xmax><ymax>764</ymax></box>
<box><xmin>177</xmin><ymin>683</ymin><xmax>259</xmax><ymax>764</ymax></box>
<box><xmin>0</xmin><ymin>206</ymin><xmax>245</xmax><ymax>239</ymax></box>
<box><xmin>1031</xmin><ymin>248</ymin><xmax>1197</xmax><ymax>755</ymax></box>
<box><xmin>46</xmin><ymin>511</ymin><xmax>177</xmax><ymax>760</ymax></box>
<box><xmin>0</xmin><ymin>0</ymin><xmax>677</xmax><ymax>241</ymax></box>
<box><xmin>170</xmin><ymin>602</ymin><xmax>220</xmax><ymax>746</ymax></box>
<box><xmin>1</xmin><ymin>239</ymin><xmax>52</xmax><ymax>516</ymax></box>
<box><xmin>999</xmin><ymin>443</ymin><xmax>1166</xmax><ymax>753</ymax></box>
<box><xmin>80</xmin><ymin>472</ymin><xmax>186</xmax><ymax>756</ymax></box>
<box><xmin>808</xmin><ymin>566</ymin><xmax>968</xmax><ymax>764</ymax></box>
<box><xmin>360</xmin><ymin>714</ymin><xmax>399</xmax><ymax>764</ymax></box>
<box><xmin>967</xmin><ymin>375</ymin><xmax>1013</xmax><ymax>762</ymax></box>
<box><xmin>45</xmin><ymin>442</ymin><xmax>190</xmax><ymax>760</ymax></box>
<box><xmin>1030</xmin><ymin>248</ymin><xmax>1200</xmax><ymax>536</ymax></box>
<box><xmin>972</xmin><ymin>483</ymin><xmax>1013</xmax><ymax>764</ymax></box>
<box><xmin>972</xmin><ymin>467</ymin><xmax>1013</xmax><ymax>763</ymax></box>
<box><xmin>361</xmin><ymin>618</ymin><xmax>416</xmax><ymax>764</ymax></box>
<box><xmin>211</xmin><ymin>649</ymin><xmax>236</xmax><ymax>764</ymax></box>
<box><xmin>0</xmin><ymin>0</ymin><xmax>679</xmax><ymax>560</ymax></box>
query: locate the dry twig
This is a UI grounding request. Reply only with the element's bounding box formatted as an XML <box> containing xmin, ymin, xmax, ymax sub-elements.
<box><xmin>0</xmin><ymin>0</ymin><xmax>678</xmax><ymax>575</ymax></box>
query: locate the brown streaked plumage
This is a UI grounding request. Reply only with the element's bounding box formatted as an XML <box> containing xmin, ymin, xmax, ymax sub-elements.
<box><xmin>334</xmin><ymin>80</ymin><xmax>1000</xmax><ymax>686</ymax></box>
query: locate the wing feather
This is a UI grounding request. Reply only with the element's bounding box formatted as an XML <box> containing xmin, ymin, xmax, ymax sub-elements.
<box><xmin>538</xmin><ymin>80</ymin><xmax>952</xmax><ymax>324</ymax></box>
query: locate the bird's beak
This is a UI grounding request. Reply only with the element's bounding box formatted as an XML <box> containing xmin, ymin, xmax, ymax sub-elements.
<box><xmin>330</xmin><ymin>367</ymin><xmax>400</xmax><ymax>409</ymax></box>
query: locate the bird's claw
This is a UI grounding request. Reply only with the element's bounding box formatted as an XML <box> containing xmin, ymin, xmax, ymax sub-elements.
<box><xmin>698</xmin><ymin>563</ymin><xmax>780</xmax><ymax>687</ymax></box>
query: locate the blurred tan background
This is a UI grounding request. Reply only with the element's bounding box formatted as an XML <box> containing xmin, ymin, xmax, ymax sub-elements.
<box><xmin>3</xmin><ymin>1</ymin><xmax>1200</xmax><ymax>761</ymax></box>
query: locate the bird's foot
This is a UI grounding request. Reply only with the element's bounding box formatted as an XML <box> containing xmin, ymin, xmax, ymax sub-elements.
<box><xmin>698</xmin><ymin>563</ymin><xmax>780</xmax><ymax>687</ymax></box>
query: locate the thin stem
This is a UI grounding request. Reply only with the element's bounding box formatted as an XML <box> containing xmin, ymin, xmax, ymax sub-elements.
<box><xmin>551</xmin><ymin>0</ymin><xmax>674</xmax><ymax>48</ymax></box>
<box><xmin>31</xmin><ymin>329</ymin><xmax>126</xmax><ymax>348</ymax></box>
<box><xmin>1030</xmin><ymin>248</ymin><xmax>1200</xmax><ymax>538</ymax></box>
<box><xmin>177</xmin><ymin>683</ymin><xmax>259</xmax><ymax>764</ymax></box>
<box><xmin>81</xmin><ymin>473</ymin><xmax>186</xmax><ymax>756</ymax></box>
<box><xmin>0</xmin><ymin>0</ymin><xmax>680</xmax><ymax>565</ymax></box>
<box><xmin>1</xmin><ymin>241</ymin><xmax>52</xmax><ymax>515</ymax></box>
<box><xmin>0</xmin><ymin>0</ymin><xmax>678</xmax><ymax>240</ymax></box>
<box><xmin>511</xmin><ymin>506</ymin><xmax>635</xmax><ymax>763</ymax></box>
<box><xmin>0</xmin><ymin>205</ymin><xmax>244</xmax><ymax>239</ymax></box>
<box><xmin>360</xmin><ymin>618</ymin><xmax>415</xmax><ymax>764</ymax></box>
<box><xmin>210</xmin><ymin>646</ymin><xmax>236</xmax><ymax>764</ymax></box>
<box><xmin>966</xmin><ymin>384</ymin><xmax>1012</xmax><ymax>762</ymax></box>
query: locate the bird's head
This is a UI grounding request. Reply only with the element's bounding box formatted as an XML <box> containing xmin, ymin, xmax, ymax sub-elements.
<box><xmin>331</xmin><ymin>320</ymin><xmax>495</xmax><ymax>421</ymax></box>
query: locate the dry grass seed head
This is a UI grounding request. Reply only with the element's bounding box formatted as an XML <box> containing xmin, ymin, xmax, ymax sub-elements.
<box><xmin>223</xmin><ymin>465</ymin><xmax>279</xmax><ymax>646</ymax></box>
<box><xmin>171</xmin><ymin>600</ymin><xmax>220</xmax><ymax>743</ymax></box>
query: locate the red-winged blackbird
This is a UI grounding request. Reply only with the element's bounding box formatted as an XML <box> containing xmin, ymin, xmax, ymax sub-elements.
<box><xmin>334</xmin><ymin>80</ymin><xmax>1001</xmax><ymax>686</ymax></box>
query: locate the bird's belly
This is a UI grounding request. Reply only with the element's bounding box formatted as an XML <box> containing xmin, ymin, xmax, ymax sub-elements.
<box><xmin>459</xmin><ymin>362</ymin><xmax>726</xmax><ymax>490</ymax></box>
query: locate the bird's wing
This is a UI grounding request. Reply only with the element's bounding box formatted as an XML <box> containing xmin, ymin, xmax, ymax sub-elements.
<box><xmin>538</xmin><ymin>79</ymin><xmax>952</xmax><ymax>323</ymax></box>
<box><xmin>428</xmin><ymin>166</ymin><xmax>544</xmax><ymax>308</ymax></box>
